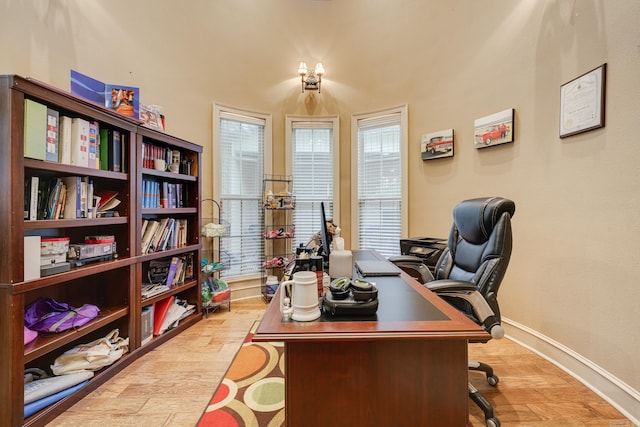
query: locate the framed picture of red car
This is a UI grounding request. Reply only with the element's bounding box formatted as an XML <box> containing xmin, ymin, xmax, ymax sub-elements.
<box><xmin>421</xmin><ymin>128</ymin><xmax>454</xmax><ymax>160</ymax></box>
<box><xmin>473</xmin><ymin>108</ymin><xmax>514</xmax><ymax>149</ymax></box>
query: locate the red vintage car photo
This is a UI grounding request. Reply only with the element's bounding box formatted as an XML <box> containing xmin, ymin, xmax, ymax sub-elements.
<box><xmin>475</xmin><ymin>123</ymin><xmax>508</xmax><ymax>145</ymax></box>
<box><xmin>426</xmin><ymin>136</ymin><xmax>453</xmax><ymax>154</ymax></box>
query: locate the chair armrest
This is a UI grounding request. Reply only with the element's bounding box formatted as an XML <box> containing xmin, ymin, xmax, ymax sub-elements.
<box><xmin>388</xmin><ymin>256</ymin><xmax>434</xmax><ymax>283</ymax></box>
<box><xmin>388</xmin><ymin>255</ymin><xmax>424</xmax><ymax>264</ymax></box>
<box><xmin>427</xmin><ymin>279</ymin><xmax>504</xmax><ymax>339</ymax></box>
<box><xmin>425</xmin><ymin>279</ymin><xmax>477</xmax><ymax>292</ymax></box>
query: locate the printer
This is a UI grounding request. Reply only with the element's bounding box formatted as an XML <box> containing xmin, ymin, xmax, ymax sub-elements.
<box><xmin>399</xmin><ymin>237</ymin><xmax>447</xmax><ymax>273</ymax></box>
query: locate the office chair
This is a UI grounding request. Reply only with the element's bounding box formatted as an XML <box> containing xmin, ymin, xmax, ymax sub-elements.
<box><xmin>390</xmin><ymin>196</ymin><xmax>515</xmax><ymax>427</ymax></box>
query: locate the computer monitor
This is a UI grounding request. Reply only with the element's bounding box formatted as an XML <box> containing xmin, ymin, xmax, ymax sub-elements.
<box><xmin>320</xmin><ymin>201</ymin><xmax>331</xmax><ymax>263</ymax></box>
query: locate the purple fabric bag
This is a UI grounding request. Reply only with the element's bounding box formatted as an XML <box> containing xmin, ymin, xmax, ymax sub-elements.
<box><xmin>24</xmin><ymin>326</ymin><xmax>37</xmax><ymax>345</ymax></box>
<box><xmin>24</xmin><ymin>298</ymin><xmax>100</xmax><ymax>333</ymax></box>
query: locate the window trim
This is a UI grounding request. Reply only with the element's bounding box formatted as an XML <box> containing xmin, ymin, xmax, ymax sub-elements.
<box><xmin>212</xmin><ymin>102</ymin><xmax>272</xmax><ymax>281</ymax></box>
<box><xmin>213</xmin><ymin>102</ymin><xmax>273</xmax><ymax>203</ymax></box>
<box><xmin>285</xmin><ymin>115</ymin><xmax>340</xmax><ymax>227</ymax></box>
<box><xmin>350</xmin><ymin>105</ymin><xmax>408</xmax><ymax>250</ymax></box>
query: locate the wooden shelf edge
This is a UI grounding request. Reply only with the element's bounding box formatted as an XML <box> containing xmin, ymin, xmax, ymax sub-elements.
<box><xmin>136</xmin><ymin>312</ymin><xmax>202</xmax><ymax>352</ymax></box>
<box><xmin>23</xmin><ymin>158</ymin><xmax>129</xmax><ymax>180</ymax></box>
<box><xmin>24</xmin><ymin>216</ymin><xmax>128</xmax><ymax>230</ymax></box>
<box><xmin>7</xmin><ymin>257</ymin><xmax>136</xmax><ymax>294</ymax></box>
<box><xmin>141</xmin><ymin>167</ymin><xmax>197</xmax><ymax>182</ymax></box>
<box><xmin>141</xmin><ymin>279</ymin><xmax>199</xmax><ymax>306</ymax></box>
<box><xmin>136</xmin><ymin>244</ymin><xmax>201</xmax><ymax>262</ymax></box>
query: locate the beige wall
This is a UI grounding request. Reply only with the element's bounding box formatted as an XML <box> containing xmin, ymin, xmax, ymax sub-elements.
<box><xmin>2</xmin><ymin>0</ymin><xmax>639</xmax><ymax>419</ymax></box>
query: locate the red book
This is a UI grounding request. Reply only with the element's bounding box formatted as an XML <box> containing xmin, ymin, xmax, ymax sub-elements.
<box><xmin>153</xmin><ymin>295</ymin><xmax>175</xmax><ymax>336</ymax></box>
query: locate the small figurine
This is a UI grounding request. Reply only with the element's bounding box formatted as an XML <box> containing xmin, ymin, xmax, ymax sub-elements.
<box><xmin>306</xmin><ymin>219</ymin><xmax>337</xmax><ymax>255</ymax></box>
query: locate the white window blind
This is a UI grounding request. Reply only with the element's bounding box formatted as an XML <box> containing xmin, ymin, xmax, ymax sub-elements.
<box><xmin>356</xmin><ymin>113</ymin><xmax>402</xmax><ymax>257</ymax></box>
<box><xmin>218</xmin><ymin>111</ymin><xmax>265</xmax><ymax>277</ymax></box>
<box><xmin>291</xmin><ymin>122</ymin><xmax>334</xmax><ymax>247</ymax></box>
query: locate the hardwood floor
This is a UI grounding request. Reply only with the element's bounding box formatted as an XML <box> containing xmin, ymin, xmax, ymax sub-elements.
<box><xmin>48</xmin><ymin>297</ymin><xmax>632</xmax><ymax>427</ymax></box>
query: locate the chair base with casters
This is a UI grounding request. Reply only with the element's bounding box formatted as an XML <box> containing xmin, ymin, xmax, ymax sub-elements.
<box><xmin>390</xmin><ymin>196</ymin><xmax>515</xmax><ymax>427</ymax></box>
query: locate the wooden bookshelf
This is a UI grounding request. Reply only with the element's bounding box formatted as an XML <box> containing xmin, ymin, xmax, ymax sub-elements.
<box><xmin>0</xmin><ymin>75</ymin><xmax>203</xmax><ymax>426</ymax></box>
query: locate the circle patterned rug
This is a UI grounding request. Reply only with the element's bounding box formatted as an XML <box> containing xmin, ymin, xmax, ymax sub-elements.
<box><xmin>198</xmin><ymin>325</ymin><xmax>285</xmax><ymax>427</ymax></box>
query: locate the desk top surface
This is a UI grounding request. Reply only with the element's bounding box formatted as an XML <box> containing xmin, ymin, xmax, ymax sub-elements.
<box><xmin>254</xmin><ymin>250</ymin><xmax>489</xmax><ymax>342</ymax></box>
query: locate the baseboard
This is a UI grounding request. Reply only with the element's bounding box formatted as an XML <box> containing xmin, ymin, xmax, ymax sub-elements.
<box><xmin>503</xmin><ymin>317</ymin><xmax>640</xmax><ymax>426</ymax></box>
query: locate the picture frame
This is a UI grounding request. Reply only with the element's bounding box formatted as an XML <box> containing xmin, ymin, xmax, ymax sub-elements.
<box><xmin>421</xmin><ymin>128</ymin><xmax>454</xmax><ymax>160</ymax></box>
<box><xmin>105</xmin><ymin>84</ymin><xmax>140</xmax><ymax>119</ymax></box>
<box><xmin>559</xmin><ymin>63</ymin><xmax>606</xmax><ymax>138</ymax></box>
<box><xmin>140</xmin><ymin>102</ymin><xmax>165</xmax><ymax>132</ymax></box>
<box><xmin>474</xmin><ymin>108</ymin><xmax>514</xmax><ymax>149</ymax></box>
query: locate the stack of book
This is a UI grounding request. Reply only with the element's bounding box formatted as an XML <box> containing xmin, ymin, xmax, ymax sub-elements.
<box><xmin>23</xmin><ymin>98</ymin><xmax>127</xmax><ymax>172</ymax></box>
<box><xmin>141</xmin><ymin>218</ymin><xmax>188</xmax><ymax>253</ymax></box>
<box><xmin>151</xmin><ymin>296</ymin><xmax>195</xmax><ymax>337</ymax></box>
<box><xmin>142</xmin><ymin>178</ymin><xmax>185</xmax><ymax>209</ymax></box>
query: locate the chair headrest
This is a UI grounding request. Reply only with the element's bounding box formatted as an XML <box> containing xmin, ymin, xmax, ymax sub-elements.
<box><xmin>453</xmin><ymin>197</ymin><xmax>515</xmax><ymax>245</ymax></box>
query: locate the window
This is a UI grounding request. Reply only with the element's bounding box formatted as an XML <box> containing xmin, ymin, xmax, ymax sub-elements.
<box><xmin>351</xmin><ymin>106</ymin><xmax>408</xmax><ymax>257</ymax></box>
<box><xmin>213</xmin><ymin>104</ymin><xmax>272</xmax><ymax>278</ymax></box>
<box><xmin>286</xmin><ymin>116</ymin><xmax>340</xmax><ymax>248</ymax></box>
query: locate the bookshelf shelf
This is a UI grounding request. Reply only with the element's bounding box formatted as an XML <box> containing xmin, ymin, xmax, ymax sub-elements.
<box><xmin>24</xmin><ymin>158</ymin><xmax>129</xmax><ymax>180</ymax></box>
<box><xmin>0</xmin><ymin>74</ymin><xmax>203</xmax><ymax>426</ymax></box>
<box><xmin>23</xmin><ymin>306</ymin><xmax>129</xmax><ymax>362</ymax></box>
<box><xmin>23</xmin><ymin>217</ymin><xmax>129</xmax><ymax>230</ymax></box>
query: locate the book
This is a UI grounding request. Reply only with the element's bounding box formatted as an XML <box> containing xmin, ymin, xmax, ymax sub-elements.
<box><xmin>45</xmin><ymin>108</ymin><xmax>59</xmax><ymax>162</ymax></box>
<box><xmin>120</xmin><ymin>132</ymin><xmax>128</xmax><ymax>173</ymax></box>
<box><xmin>149</xmin><ymin>217</ymin><xmax>169</xmax><ymax>252</ymax></box>
<box><xmin>27</xmin><ymin>176</ymin><xmax>39</xmax><ymax>220</ymax></box>
<box><xmin>141</xmin><ymin>283</ymin><xmax>169</xmax><ymax>300</ymax></box>
<box><xmin>157</xmin><ymin>218</ymin><xmax>175</xmax><ymax>251</ymax></box>
<box><xmin>44</xmin><ymin>178</ymin><xmax>63</xmax><ymax>220</ymax></box>
<box><xmin>61</xmin><ymin>176</ymin><xmax>81</xmax><ymax>219</ymax></box>
<box><xmin>88</xmin><ymin>121</ymin><xmax>99</xmax><ymax>169</ymax></box>
<box><xmin>70</xmin><ymin>117</ymin><xmax>89</xmax><ymax>167</ymax></box>
<box><xmin>58</xmin><ymin>115</ymin><xmax>72</xmax><ymax>164</ymax></box>
<box><xmin>141</xmin><ymin>220</ymin><xmax>159</xmax><ymax>254</ymax></box>
<box><xmin>24</xmin><ymin>99</ymin><xmax>47</xmax><ymax>161</ymax></box>
<box><xmin>165</xmin><ymin>256</ymin><xmax>180</xmax><ymax>287</ymax></box>
<box><xmin>141</xmin><ymin>305</ymin><xmax>154</xmax><ymax>345</ymax></box>
<box><xmin>157</xmin><ymin>299</ymin><xmax>188</xmax><ymax>335</ymax></box>
<box><xmin>173</xmin><ymin>257</ymin><xmax>185</xmax><ymax>285</ymax></box>
<box><xmin>98</xmin><ymin>128</ymin><xmax>109</xmax><ymax>170</ymax></box>
<box><xmin>95</xmin><ymin>190</ymin><xmax>119</xmax><ymax>211</ymax></box>
<box><xmin>153</xmin><ymin>295</ymin><xmax>175</xmax><ymax>336</ymax></box>
<box><xmin>107</xmin><ymin>129</ymin><xmax>122</xmax><ymax>172</ymax></box>
<box><xmin>86</xmin><ymin>179</ymin><xmax>94</xmax><ymax>218</ymax></box>
<box><xmin>80</xmin><ymin>177</ymin><xmax>88</xmax><ymax>218</ymax></box>
<box><xmin>36</xmin><ymin>178</ymin><xmax>50</xmax><ymax>220</ymax></box>
<box><xmin>24</xmin><ymin>236</ymin><xmax>41</xmax><ymax>281</ymax></box>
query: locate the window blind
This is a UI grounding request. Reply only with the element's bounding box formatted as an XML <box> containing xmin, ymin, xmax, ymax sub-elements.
<box><xmin>291</xmin><ymin>124</ymin><xmax>334</xmax><ymax>247</ymax></box>
<box><xmin>356</xmin><ymin>113</ymin><xmax>402</xmax><ymax>257</ymax></box>
<box><xmin>219</xmin><ymin>113</ymin><xmax>265</xmax><ymax>277</ymax></box>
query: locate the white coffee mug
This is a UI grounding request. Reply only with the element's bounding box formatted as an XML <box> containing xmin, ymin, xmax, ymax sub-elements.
<box><xmin>280</xmin><ymin>271</ymin><xmax>321</xmax><ymax>322</ymax></box>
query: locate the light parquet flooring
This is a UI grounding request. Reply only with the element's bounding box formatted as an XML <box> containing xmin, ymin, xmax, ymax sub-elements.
<box><xmin>48</xmin><ymin>298</ymin><xmax>633</xmax><ymax>427</ymax></box>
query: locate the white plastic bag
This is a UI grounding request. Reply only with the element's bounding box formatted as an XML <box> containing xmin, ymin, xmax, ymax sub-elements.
<box><xmin>51</xmin><ymin>329</ymin><xmax>129</xmax><ymax>375</ymax></box>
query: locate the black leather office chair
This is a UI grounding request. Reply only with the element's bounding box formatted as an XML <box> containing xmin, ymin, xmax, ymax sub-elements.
<box><xmin>391</xmin><ymin>196</ymin><xmax>515</xmax><ymax>427</ymax></box>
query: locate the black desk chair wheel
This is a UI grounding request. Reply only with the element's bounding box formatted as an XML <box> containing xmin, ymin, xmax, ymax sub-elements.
<box><xmin>391</xmin><ymin>196</ymin><xmax>515</xmax><ymax>427</ymax></box>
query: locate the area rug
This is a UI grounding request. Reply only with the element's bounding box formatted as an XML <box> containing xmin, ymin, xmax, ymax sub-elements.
<box><xmin>197</xmin><ymin>322</ymin><xmax>285</xmax><ymax>427</ymax></box>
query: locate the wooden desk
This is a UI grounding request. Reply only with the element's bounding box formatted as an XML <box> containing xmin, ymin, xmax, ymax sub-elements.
<box><xmin>253</xmin><ymin>252</ymin><xmax>489</xmax><ymax>426</ymax></box>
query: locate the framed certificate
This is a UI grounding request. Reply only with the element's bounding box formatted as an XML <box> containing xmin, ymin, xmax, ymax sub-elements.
<box><xmin>560</xmin><ymin>64</ymin><xmax>606</xmax><ymax>138</ymax></box>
